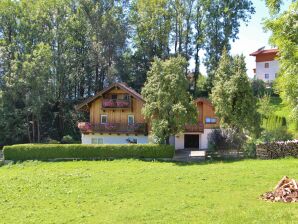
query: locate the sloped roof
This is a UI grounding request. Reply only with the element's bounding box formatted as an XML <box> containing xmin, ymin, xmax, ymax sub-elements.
<box><xmin>76</xmin><ymin>82</ymin><xmax>144</xmax><ymax>110</ymax></box>
<box><xmin>249</xmin><ymin>49</ymin><xmax>278</xmax><ymax>56</ymax></box>
<box><xmin>195</xmin><ymin>97</ymin><xmax>213</xmax><ymax>107</ymax></box>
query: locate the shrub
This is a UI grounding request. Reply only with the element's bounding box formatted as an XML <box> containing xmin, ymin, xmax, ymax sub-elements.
<box><xmin>208</xmin><ymin>129</ymin><xmax>246</xmax><ymax>151</ymax></box>
<box><xmin>243</xmin><ymin>138</ymin><xmax>257</xmax><ymax>158</ymax></box>
<box><xmin>47</xmin><ymin>139</ymin><xmax>60</xmax><ymax>144</ymax></box>
<box><xmin>259</xmin><ymin>127</ymin><xmax>293</xmax><ymax>142</ymax></box>
<box><xmin>61</xmin><ymin>135</ymin><xmax>75</xmax><ymax>144</ymax></box>
<box><xmin>3</xmin><ymin>144</ymin><xmax>174</xmax><ymax>161</ymax></box>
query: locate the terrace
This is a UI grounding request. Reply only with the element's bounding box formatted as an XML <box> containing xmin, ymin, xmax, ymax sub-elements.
<box><xmin>78</xmin><ymin>122</ymin><xmax>148</xmax><ymax>135</ymax></box>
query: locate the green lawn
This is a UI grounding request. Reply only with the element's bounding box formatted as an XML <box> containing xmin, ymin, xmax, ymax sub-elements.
<box><xmin>0</xmin><ymin>159</ymin><xmax>298</xmax><ymax>223</ymax></box>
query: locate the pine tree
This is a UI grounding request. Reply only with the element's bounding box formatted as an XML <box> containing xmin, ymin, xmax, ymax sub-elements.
<box><xmin>211</xmin><ymin>52</ymin><xmax>260</xmax><ymax>135</ymax></box>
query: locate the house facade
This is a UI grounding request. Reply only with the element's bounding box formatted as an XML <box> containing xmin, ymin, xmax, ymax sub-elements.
<box><xmin>77</xmin><ymin>83</ymin><xmax>219</xmax><ymax>150</ymax></box>
<box><xmin>76</xmin><ymin>83</ymin><xmax>149</xmax><ymax>145</ymax></box>
<box><xmin>170</xmin><ymin>98</ymin><xmax>219</xmax><ymax>150</ymax></box>
<box><xmin>250</xmin><ymin>48</ymin><xmax>279</xmax><ymax>82</ymax></box>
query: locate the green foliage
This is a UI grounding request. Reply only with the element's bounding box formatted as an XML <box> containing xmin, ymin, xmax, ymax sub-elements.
<box><xmin>259</xmin><ymin>128</ymin><xmax>293</xmax><ymax>143</ymax></box>
<box><xmin>263</xmin><ymin>114</ymin><xmax>287</xmax><ymax>131</ymax></box>
<box><xmin>194</xmin><ymin>75</ymin><xmax>209</xmax><ymax>97</ymax></box>
<box><xmin>208</xmin><ymin>129</ymin><xmax>246</xmax><ymax>151</ymax></box>
<box><xmin>141</xmin><ymin>56</ymin><xmax>197</xmax><ymax>144</ymax></box>
<box><xmin>265</xmin><ymin>0</ymin><xmax>282</xmax><ymax>15</ymax></box>
<box><xmin>61</xmin><ymin>135</ymin><xmax>75</xmax><ymax>144</ymax></box>
<box><xmin>258</xmin><ymin>94</ymin><xmax>274</xmax><ymax>120</ymax></box>
<box><xmin>3</xmin><ymin>144</ymin><xmax>174</xmax><ymax>161</ymax></box>
<box><xmin>211</xmin><ymin>50</ymin><xmax>260</xmax><ymax>134</ymax></box>
<box><xmin>0</xmin><ymin>0</ymin><xmax>128</xmax><ymax>144</ymax></box>
<box><xmin>264</xmin><ymin>1</ymin><xmax>298</xmax><ymax>130</ymax></box>
<box><xmin>0</xmin><ymin>0</ymin><xmax>257</xmax><ymax>145</ymax></box>
<box><xmin>243</xmin><ymin>138</ymin><xmax>257</xmax><ymax>158</ymax></box>
<box><xmin>203</xmin><ymin>0</ymin><xmax>255</xmax><ymax>90</ymax></box>
<box><xmin>47</xmin><ymin>139</ymin><xmax>60</xmax><ymax>144</ymax></box>
<box><xmin>251</xmin><ymin>79</ymin><xmax>268</xmax><ymax>97</ymax></box>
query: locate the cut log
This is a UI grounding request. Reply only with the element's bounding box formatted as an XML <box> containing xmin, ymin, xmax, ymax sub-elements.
<box><xmin>261</xmin><ymin>176</ymin><xmax>298</xmax><ymax>203</ymax></box>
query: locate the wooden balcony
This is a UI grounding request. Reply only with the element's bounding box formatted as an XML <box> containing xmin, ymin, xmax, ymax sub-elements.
<box><xmin>78</xmin><ymin>122</ymin><xmax>147</xmax><ymax>135</ymax></box>
<box><xmin>102</xmin><ymin>99</ymin><xmax>130</xmax><ymax>109</ymax></box>
<box><xmin>184</xmin><ymin>122</ymin><xmax>204</xmax><ymax>133</ymax></box>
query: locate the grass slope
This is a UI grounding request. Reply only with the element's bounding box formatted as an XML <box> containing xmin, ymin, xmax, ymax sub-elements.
<box><xmin>270</xmin><ymin>96</ymin><xmax>297</xmax><ymax>136</ymax></box>
<box><xmin>0</xmin><ymin>159</ymin><xmax>298</xmax><ymax>224</ymax></box>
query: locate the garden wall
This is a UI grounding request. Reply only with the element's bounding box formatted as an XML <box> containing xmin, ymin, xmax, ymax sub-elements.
<box><xmin>3</xmin><ymin>144</ymin><xmax>174</xmax><ymax>161</ymax></box>
<box><xmin>256</xmin><ymin>140</ymin><xmax>298</xmax><ymax>159</ymax></box>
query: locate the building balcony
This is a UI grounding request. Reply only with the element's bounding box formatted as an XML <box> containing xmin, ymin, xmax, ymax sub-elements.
<box><xmin>102</xmin><ymin>99</ymin><xmax>130</xmax><ymax>109</ymax></box>
<box><xmin>78</xmin><ymin>122</ymin><xmax>147</xmax><ymax>135</ymax></box>
<box><xmin>184</xmin><ymin>122</ymin><xmax>204</xmax><ymax>133</ymax></box>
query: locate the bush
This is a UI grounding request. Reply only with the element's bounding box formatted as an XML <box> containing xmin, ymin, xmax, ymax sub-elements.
<box><xmin>3</xmin><ymin>144</ymin><xmax>174</xmax><ymax>161</ymax></box>
<box><xmin>61</xmin><ymin>135</ymin><xmax>75</xmax><ymax>144</ymax></box>
<box><xmin>256</xmin><ymin>140</ymin><xmax>298</xmax><ymax>159</ymax></box>
<box><xmin>259</xmin><ymin>127</ymin><xmax>293</xmax><ymax>142</ymax></box>
<box><xmin>47</xmin><ymin>139</ymin><xmax>60</xmax><ymax>144</ymax></box>
<box><xmin>208</xmin><ymin>129</ymin><xmax>246</xmax><ymax>151</ymax></box>
<box><xmin>243</xmin><ymin>138</ymin><xmax>257</xmax><ymax>158</ymax></box>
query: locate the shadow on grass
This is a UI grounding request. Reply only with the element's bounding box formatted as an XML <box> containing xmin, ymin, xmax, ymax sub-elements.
<box><xmin>1</xmin><ymin>156</ymin><xmax>254</xmax><ymax>168</ymax></box>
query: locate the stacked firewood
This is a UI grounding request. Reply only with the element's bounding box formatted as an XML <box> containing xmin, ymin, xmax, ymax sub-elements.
<box><xmin>261</xmin><ymin>176</ymin><xmax>298</xmax><ymax>202</ymax></box>
<box><xmin>256</xmin><ymin>140</ymin><xmax>298</xmax><ymax>159</ymax></box>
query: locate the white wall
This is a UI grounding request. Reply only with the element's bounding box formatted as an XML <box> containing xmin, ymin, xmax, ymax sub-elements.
<box><xmin>256</xmin><ymin>60</ymin><xmax>279</xmax><ymax>82</ymax></box>
<box><xmin>199</xmin><ymin>129</ymin><xmax>213</xmax><ymax>150</ymax></box>
<box><xmin>174</xmin><ymin>133</ymin><xmax>185</xmax><ymax>150</ymax></box>
<box><xmin>82</xmin><ymin>133</ymin><xmax>148</xmax><ymax>144</ymax></box>
<box><xmin>172</xmin><ymin>132</ymin><xmax>211</xmax><ymax>150</ymax></box>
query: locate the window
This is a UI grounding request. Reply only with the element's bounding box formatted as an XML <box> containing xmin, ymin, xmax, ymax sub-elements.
<box><xmin>100</xmin><ymin>115</ymin><xmax>108</xmax><ymax>124</ymax></box>
<box><xmin>91</xmin><ymin>138</ymin><xmax>103</xmax><ymax>144</ymax></box>
<box><xmin>111</xmin><ymin>94</ymin><xmax>117</xmax><ymax>100</ymax></box>
<box><xmin>128</xmin><ymin>115</ymin><xmax>134</xmax><ymax>125</ymax></box>
<box><xmin>123</xmin><ymin>94</ymin><xmax>129</xmax><ymax>100</ymax></box>
<box><xmin>265</xmin><ymin>74</ymin><xmax>269</xmax><ymax>79</ymax></box>
<box><xmin>205</xmin><ymin>117</ymin><xmax>217</xmax><ymax>124</ymax></box>
<box><xmin>265</xmin><ymin>63</ymin><xmax>269</xmax><ymax>68</ymax></box>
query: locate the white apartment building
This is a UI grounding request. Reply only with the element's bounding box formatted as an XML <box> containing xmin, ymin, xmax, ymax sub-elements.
<box><xmin>250</xmin><ymin>48</ymin><xmax>279</xmax><ymax>82</ymax></box>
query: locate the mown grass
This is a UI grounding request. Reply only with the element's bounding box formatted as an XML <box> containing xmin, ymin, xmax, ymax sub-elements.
<box><xmin>0</xmin><ymin>159</ymin><xmax>297</xmax><ymax>224</ymax></box>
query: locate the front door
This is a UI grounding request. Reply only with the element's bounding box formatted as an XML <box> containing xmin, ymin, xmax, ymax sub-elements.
<box><xmin>184</xmin><ymin>134</ymin><xmax>200</xmax><ymax>149</ymax></box>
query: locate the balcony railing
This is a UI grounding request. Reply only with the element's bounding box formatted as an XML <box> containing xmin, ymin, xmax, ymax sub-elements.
<box><xmin>102</xmin><ymin>99</ymin><xmax>130</xmax><ymax>108</ymax></box>
<box><xmin>78</xmin><ymin>122</ymin><xmax>147</xmax><ymax>134</ymax></box>
<box><xmin>184</xmin><ymin>122</ymin><xmax>204</xmax><ymax>133</ymax></box>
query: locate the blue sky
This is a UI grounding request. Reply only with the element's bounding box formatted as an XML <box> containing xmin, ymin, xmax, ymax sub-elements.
<box><xmin>192</xmin><ymin>0</ymin><xmax>291</xmax><ymax>78</ymax></box>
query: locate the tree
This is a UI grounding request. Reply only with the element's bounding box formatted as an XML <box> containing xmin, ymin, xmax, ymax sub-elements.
<box><xmin>258</xmin><ymin>94</ymin><xmax>273</xmax><ymax>120</ymax></box>
<box><xmin>251</xmin><ymin>79</ymin><xmax>267</xmax><ymax>97</ymax></box>
<box><xmin>203</xmin><ymin>0</ymin><xmax>255</xmax><ymax>92</ymax></box>
<box><xmin>264</xmin><ymin>1</ymin><xmax>298</xmax><ymax>129</ymax></box>
<box><xmin>211</xmin><ymin>50</ymin><xmax>260</xmax><ymax>134</ymax></box>
<box><xmin>141</xmin><ymin>56</ymin><xmax>197</xmax><ymax>144</ymax></box>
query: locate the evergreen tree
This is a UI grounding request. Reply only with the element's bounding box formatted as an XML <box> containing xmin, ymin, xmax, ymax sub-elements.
<box><xmin>211</xmin><ymin>51</ymin><xmax>260</xmax><ymax>135</ymax></box>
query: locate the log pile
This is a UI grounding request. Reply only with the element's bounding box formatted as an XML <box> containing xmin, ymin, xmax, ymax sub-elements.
<box><xmin>261</xmin><ymin>176</ymin><xmax>298</xmax><ymax>202</ymax></box>
<box><xmin>256</xmin><ymin>140</ymin><xmax>298</xmax><ymax>159</ymax></box>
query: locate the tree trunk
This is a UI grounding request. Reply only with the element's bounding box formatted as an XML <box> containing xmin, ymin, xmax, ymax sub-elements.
<box><xmin>37</xmin><ymin>119</ymin><xmax>41</xmax><ymax>143</ymax></box>
<box><xmin>32</xmin><ymin>119</ymin><xmax>36</xmax><ymax>143</ymax></box>
<box><xmin>26</xmin><ymin>114</ymin><xmax>32</xmax><ymax>143</ymax></box>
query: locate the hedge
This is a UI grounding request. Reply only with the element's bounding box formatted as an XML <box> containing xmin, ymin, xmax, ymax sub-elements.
<box><xmin>3</xmin><ymin>144</ymin><xmax>175</xmax><ymax>161</ymax></box>
<box><xmin>256</xmin><ymin>140</ymin><xmax>298</xmax><ymax>159</ymax></box>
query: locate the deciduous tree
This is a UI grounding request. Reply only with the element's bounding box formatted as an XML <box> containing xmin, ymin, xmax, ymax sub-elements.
<box><xmin>142</xmin><ymin>56</ymin><xmax>197</xmax><ymax>144</ymax></box>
